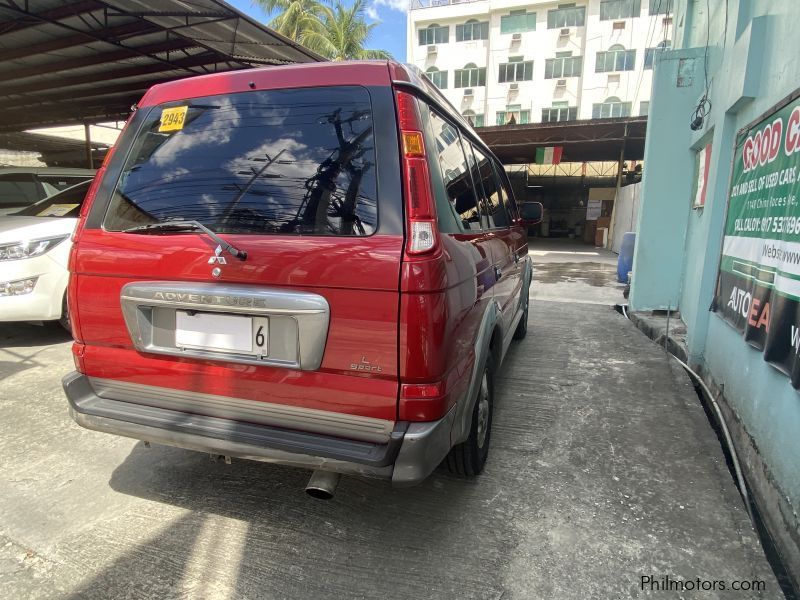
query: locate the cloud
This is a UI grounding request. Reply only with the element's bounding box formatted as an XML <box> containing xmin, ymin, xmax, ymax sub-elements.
<box><xmin>372</xmin><ymin>0</ymin><xmax>409</xmax><ymax>12</ymax></box>
<box><xmin>365</xmin><ymin>4</ymin><xmax>380</xmax><ymax>20</ymax></box>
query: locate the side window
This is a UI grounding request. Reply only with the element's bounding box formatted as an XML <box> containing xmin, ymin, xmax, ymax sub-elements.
<box><xmin>429</xmin><ymin>110</ymin><xmax>483</xmax><ymax>232</ymax></box>
<box><xmin>492</xmin><ymin>160</ymin><xmax>518</xmax><ymax>221</ymax></box>
<box><xmin>471</xmin><ymin>144</ymin><xmax>510</xmax><ymax>228</ymax></box>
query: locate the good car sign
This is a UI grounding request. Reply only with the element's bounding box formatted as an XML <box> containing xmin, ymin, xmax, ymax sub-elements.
<box><xmin>742</xmin><ymin>106</ymin><xmax>800</xmax><ymax>173</ymax></box>
<box><xmin>742</xmin><ymin>118</ymin><xmax>782</xmax><ymax>172</ymax></box>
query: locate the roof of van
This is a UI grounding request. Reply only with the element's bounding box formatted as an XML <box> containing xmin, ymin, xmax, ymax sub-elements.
<box><xmin>139</xmin><ymin>60</ymin><xmax>396</xmax><ymax>107</ymax></box>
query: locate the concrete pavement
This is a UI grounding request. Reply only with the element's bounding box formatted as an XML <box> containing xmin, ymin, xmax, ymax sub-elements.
<box><xmin>0</xmin><ymin>240</ymin><xmax>783</xmax><ymax>599</ymax></box>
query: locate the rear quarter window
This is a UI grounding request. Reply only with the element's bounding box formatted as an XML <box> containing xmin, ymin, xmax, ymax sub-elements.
<box><xmin>427</xmin><ymin>109</ymin><xmax>483</xmax><ymax>233</ymax></box>
<box><xmin>103</xmin><ymin>86</ymin><xmax>378</xmax><ymax>236</ymax></box>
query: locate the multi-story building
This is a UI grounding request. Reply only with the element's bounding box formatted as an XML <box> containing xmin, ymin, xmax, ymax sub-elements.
<box><xmin>407</xmin><ymin>0</ymin><xmax>674</xmax><ymax>130</ymax></box>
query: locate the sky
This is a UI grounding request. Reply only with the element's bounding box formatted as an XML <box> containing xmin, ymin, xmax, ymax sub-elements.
<box><xmin>227</xmin><ymin>0</ymin><xmax>409</xmax><ymax>61</ymax></box>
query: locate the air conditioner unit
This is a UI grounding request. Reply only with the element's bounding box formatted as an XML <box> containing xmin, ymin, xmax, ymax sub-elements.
<box><xmin>556</xmin><ymin>79</ymin><xmax>567</xmax><ymax>86</ymax></box>
<box><xmin>559</xmin><ymin>28</ymin><xmax>570</xmax><ymax>36</ymax></box>
<box><xmin>509</xmin><ymin>82</ymin><xmax>519</xmax><ymax>91</ymax></box>
<box><xmin>464</xmin><ymin>88</ymin><xmax>474</xmax><ymax>96</ymax></box>
<box><xmin>511</xmin><ymin>33</ymin><xmax>522</xmax><ymax>41</ymax></box>
<box><xmin>427</xmin><ymin>45</ymin><xmax>438</xmax><ymax>55</ymax></box>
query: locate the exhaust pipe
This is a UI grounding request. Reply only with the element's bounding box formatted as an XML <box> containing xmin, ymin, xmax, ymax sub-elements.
<box><xmin>305</xmin><ymin>470</ymin><xmax>340</xmax><ymax>500</ymax></box>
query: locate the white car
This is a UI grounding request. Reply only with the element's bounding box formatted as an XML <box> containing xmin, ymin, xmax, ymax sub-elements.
<box><xmin>0</xmin><ymin>167</ymin><xmax>95</xmax><ymax>216</ymax></box>
<box><xmin>0</xmin><ymin>180</ymin><xmax>92</xmax><ymax>328</ymax></box>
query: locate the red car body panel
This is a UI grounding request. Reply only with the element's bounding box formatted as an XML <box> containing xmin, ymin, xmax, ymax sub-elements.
<box><xmin>71</xmin><ymin>227</ymin><xmax>403</xmax><ymax>421</ymax></box>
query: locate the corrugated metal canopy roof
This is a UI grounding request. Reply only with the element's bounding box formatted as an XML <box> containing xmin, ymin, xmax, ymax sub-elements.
<box><xmin>477</xmin><ymin>117</ymin><xmax>648</xmax><ymax>164</ymax></box>
<box><xmin>0</xmin><ymin>0</ymin><xmax>323</xmax><ymax>132</ymax></box>
<box><xmin>0</xmin><ymin>130</ymin><xmax>110</xmax><ymax>166</ymax></box>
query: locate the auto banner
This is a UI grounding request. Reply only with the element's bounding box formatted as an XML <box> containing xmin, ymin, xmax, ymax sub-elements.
<box><xmin>714</xmin><ymin>92</ymin><xmax>800</xmax><ymax>388</ymax></box>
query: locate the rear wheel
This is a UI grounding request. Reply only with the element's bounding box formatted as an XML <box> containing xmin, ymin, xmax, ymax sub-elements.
<box><xmin>513</xmin><ymin>293</ymin><xmax>529</xmax><ymax>340</ymax></box>
<box><xmin>445</xmin><ymin>355</ymin><xmax>494</xmax><ymax>477</ymax></box>
<box><xmin>58</xmin><ymin>295</ymin><xmax>71</xmax><ymax>333</ymax></box>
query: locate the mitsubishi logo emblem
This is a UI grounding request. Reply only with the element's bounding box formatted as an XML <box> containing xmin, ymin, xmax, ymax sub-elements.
<box><xmin>208</xmin><ymin>245</ymin><xmax>227</xmax><ymax>265</ymax></box>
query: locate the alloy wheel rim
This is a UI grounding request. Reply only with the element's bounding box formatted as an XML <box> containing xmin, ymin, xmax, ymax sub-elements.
<box><xmin>476</xmin><ymin>372</ymin><xmax>490</xmax><ymax>448</ymax></box>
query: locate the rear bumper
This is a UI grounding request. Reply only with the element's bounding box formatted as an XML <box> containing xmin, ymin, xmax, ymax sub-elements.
<box><xmin>63</xmin><ymin>372</ymin><xmax>454</xmax><ymax>486</ymax></box>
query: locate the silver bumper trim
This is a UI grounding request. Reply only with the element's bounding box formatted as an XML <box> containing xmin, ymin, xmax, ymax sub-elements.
<box><xmin>90</xmin><ymin>377</ymin><xmax>394</xmax><ymax>444</ymax></box>
<box><xmin>65</xmin><ymin>372</ymin><xmax>455</xmax><ymax>486</ymax></box>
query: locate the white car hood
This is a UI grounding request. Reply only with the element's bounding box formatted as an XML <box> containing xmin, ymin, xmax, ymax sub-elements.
<box><xmin>0</xmin><ymin>216</ymin><xmax>77</xmax><ymax>244</ymax></box>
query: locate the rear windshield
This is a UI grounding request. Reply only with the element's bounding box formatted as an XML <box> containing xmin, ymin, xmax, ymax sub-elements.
<box><xmin>16</xmin><ymin>180</ymin><xmax>91</xmax><ymax>218</ymax></box>
<box><xmin>0</xmin><ymin>174</ymin><xmax>41</xmax><ymax>207</ymax></box>
<box><xmin>103</xmin><ymin>86</ymin><xmax>378</xmax><ymax>236</ymax></box>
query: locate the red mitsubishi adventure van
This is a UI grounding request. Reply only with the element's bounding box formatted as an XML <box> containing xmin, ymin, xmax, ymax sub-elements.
<box><xmin>63</xmin><ymin>61</ymin><xmax>542</xmax><ymax>496</ymax></box>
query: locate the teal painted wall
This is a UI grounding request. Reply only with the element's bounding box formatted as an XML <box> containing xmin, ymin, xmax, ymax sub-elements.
<box><xmin>628</xmin><ymin>48</ymin><xmax>704</xmax><ymax>311</ymax></box>
<box><xmin>632</xmin><ymin>0</ymin><xmax>800</xmax><ymax>524</ymax></box>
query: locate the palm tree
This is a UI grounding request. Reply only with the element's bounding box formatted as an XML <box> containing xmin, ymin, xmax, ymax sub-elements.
<box><xmin>301</xmin><ymin>0</ymin><xmax>392</xmax><ymax>61</ymax></box>
<box><xmin>254</xmin><ymin>0</ymin><xmax>325</xmax><ymax>42</ymax></box>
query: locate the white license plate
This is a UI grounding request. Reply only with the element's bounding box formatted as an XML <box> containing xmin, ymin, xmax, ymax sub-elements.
<box><xmin>175</xmin><ymin>312</ymin><xmax>268</xmax><ymax>355</ymax></box>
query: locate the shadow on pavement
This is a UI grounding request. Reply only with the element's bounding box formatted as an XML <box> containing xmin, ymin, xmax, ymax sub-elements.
<box><xmin>0</xmin><ymin>322</ymin><xmax>72</xmax><ymax>349</ymax></box>
<box><xmin>95</xmin><ymin>442</ymin><xmax>514</xmax><ymax>599</ymax></box>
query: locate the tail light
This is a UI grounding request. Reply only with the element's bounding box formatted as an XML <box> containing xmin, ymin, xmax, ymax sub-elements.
<box><xmin>396</xmin><ymin>90</ymin><xmax>438</xmax><ymax>256</ymax></box>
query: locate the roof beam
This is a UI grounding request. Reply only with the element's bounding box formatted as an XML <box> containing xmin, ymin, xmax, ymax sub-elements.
<box><xmin>0</xmin><ymin>52</ymin><xmax>224</xmax><ymax>98</ymax></box>
<box><xmin>105</xmin><ymin>10</ymin><xmax>231</xmax><ymax>18</ymax></box>
<box><xmin>0</xmin><ymin>65</ymin><xmax>247</xmax><ymax>121</ymax></box>
<box><xmin>0</xmin><ymin>77</ymin><xmax>179</xmax><ymax>112</ymax></box>
<box><xmin>0</xmin><ymin>0</ymin><xmax>104</xmax><ymax>36</ymax></box>
<box><xmin>0</xmin><ymin>38</ymin><xmax>196</xmax><ymax>83</ymax></box>
<box><xmin>0</xmin><ymin>102</ymin><xmax>133</xmax><ymax>132</ymax></box>
<box><xmin>0</xmin><ymin>20</ymin><xmax>156</xmax><ymax>62</ymax></box>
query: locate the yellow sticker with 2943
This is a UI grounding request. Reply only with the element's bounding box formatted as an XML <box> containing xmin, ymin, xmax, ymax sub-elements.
<box><xmin>159</xmin><ymin>106</ymin><xmax>188</xmax><ymax>132</ymax></box>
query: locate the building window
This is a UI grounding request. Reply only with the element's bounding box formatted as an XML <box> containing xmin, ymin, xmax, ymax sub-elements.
<box><xmin>456</xmin><ymin>19</ymin><xmax>489</xmax><ymax>41</ymax></box>
<box><xmin>596</xmin><ymin>45</ymin><xmax>636</xmax><ymax>72</ymax></box>
<box><xmin>592</xmin><ymin>96</ymin><xmax>632</xmax><ymax>118</ymax></box>
<box><xmin>496</xmin><ymin>105</ymin><xmax>530</xmax><ymax>125</ymax></box>
<box><xmin>639</xmin><ymin>101</ymin><xmax>649</xmax><ymax>116</ymax></box>
<box><xmin>644</xmin><ymin>40</ymin><xmax>670</xmax><ymax>69</ymax></box>
<box><xmin>649</xmin><ymin>0</ymin><xmax>673</xmax><ymax>15</ymax></box>
<box><xmin>498</xmin><ymin>58</ymin><xmax>534</xmax><ymax>83</ymax></box>
<box><xmin>600</xmin><ymin>0</ymin><xmax>641</xmax><ymax>20</ymax></box>
<box><xmin>425</xmin><ymin>67</ymin><xmax>448</xmax><ymax>89</ymax></box>
<box><xmin>463</xmin><ymin>110</ymin><xmax>484</xmax><ymax>128</ymax></box>
<box><xmin>547</xmin><ymin>4</ymin><xmax>586</xmax><ymax>28</ymax></box>
<box><xmin>454</xmin><ymin>63</ymin><xmax>487</xmax><ymax>87</ymax></box>
<box><xmin>418</xmin><ymin>23</ymin><xmax>448</xmax><ymax>45</ymax></box>
<box><xmin>542</xmin><ymin>104</ymin><xmax>578</xmax><ymax>122</ymax></box>
<box><xmin>500</xmin><ymin>9</ymin><xmax>536</xmax><ymax>34</ymax></box>
<box><xmin>545</xmin><ymin>53</ymin><xmax>583</xmax><ymax>78</ymax></box>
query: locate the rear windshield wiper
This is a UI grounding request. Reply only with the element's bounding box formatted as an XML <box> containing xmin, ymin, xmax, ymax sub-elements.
<box><xmin>122</xmin><ymin>220</ymin><xmax>247</xmax><ymax>261</ymax></box>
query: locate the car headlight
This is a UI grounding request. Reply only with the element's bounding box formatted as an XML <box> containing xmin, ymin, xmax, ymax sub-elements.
<box><xmin>0</xmin><ymin>235</ymin><xmax>69</xmax><ymax>261</ymax></box>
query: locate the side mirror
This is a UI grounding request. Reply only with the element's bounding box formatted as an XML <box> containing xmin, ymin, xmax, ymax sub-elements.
<box><xmin>520</xmin><ymin>202</ymin><xmax>543</xmax><ymax>225</ymax></box>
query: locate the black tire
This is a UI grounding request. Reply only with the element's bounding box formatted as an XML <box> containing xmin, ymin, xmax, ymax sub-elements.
<box><xmin>513</xmin><ymin>293</ymin><xmax>529</xmax><ymax>340</ymax></box>
<box><xmin>58</xmin><ymin>295</ymin><xmax>71</xmax><ymax>333</ymax></box>
<box><xmin>446</xmin><ymin>354</ymin><xmax>494</xmax><ymax>477</ymax></box>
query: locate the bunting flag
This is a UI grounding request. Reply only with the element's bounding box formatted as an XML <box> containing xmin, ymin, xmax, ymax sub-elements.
<box><xmin>534</xmin><ymin>146</ymin><xmax>563</xmax><ymax>165</ymax></box>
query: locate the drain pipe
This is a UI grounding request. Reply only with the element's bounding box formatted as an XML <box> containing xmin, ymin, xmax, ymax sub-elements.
<box><xmin>620</xmin><ymin>305</ymin><xmax>755</xmax><ymax>524</ymax></box>
<box><xmin>667</xmin><ymin>353</ymin><xmax>755</xmax><ymax>524</ymax></box>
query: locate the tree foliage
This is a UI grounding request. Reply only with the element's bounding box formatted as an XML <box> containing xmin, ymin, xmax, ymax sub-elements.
<box><xmin>255</xmin><ymin>0</ymin><xmax>391</xmax><ymax>61</ymax></box>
